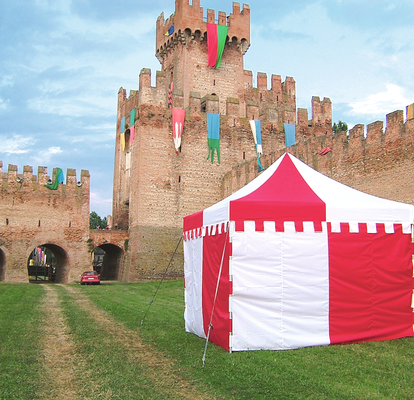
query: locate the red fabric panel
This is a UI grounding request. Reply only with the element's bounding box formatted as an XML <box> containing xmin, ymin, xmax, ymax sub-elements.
<box><xmin>234</xmin><ymin>220</ymin><xmax>244</xmax><ymax>231</ymax></box>
<box><xmin>255</xmin><ymin>221</ymin><xmax>265</xmax><ymax>231</ymax></box>
<box><xmin>130</xmin><ymin>125</ymin><xmax>135</xmax><ymax>145</ymax></box>
<box><xmin>202</xmin><ymin>232</ymin><xmax>231</xmax><ymax>351</ymax></box>
<box><xmin>275</xmin><ymin>221</ymin><xmax>285</xmax><ymax>232</ymax></box>
<box><xmin>230</xmin><ymin>154</ymin><xmax>326</xmax><ymax>224</ymax></box>
<box><xmin>294</xmin><ymin>221</ymin><xmax>304</xmax><ymax>232</ymax></box>
<box><xmin>329</xmin><ymin>224</ymin><xmax>414</xmax><ymax>345</ymax></box>
<box><xmin>207</xmin><ymin>23</ymin><xmax>218</xmax><ymax>68</ymax></box>
<box><xmin>183</xmin><ymin>211</ymin><xmax>203</xmax><ymax>232</ymax></box>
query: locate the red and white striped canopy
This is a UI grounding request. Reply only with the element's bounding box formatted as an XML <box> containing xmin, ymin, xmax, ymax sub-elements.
<box><xmin>183</xmin><ymin>153</ymin><xmax>414</xmax><ymax>351</ymax></box>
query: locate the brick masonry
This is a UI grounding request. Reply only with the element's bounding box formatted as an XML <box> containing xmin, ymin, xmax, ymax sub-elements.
<box><xmin>0</xmin><ymin>165</ymin><xmax>92</xmax><ymax>282</ymax></box>
<box><xmin>112</xmin><ymin>0</ymin><xmax>414</xmax><ymax>280</ymax></box>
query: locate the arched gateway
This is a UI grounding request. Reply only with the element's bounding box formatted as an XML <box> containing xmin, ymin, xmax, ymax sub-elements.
<box><xmin>27</xmin><ymin>244</ymin><xmax>69</xmax><ymax>283</ymax></box>
<box><xmin>92</xmin><ymin>244</ymin><xmax>124</xmax><ymax>281</ymax></box>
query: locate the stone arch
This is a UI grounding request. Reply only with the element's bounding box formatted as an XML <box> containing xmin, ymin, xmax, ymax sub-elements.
<box><xmin>27</xmin><ymin>243</ymin><xmax>69</xmax><ymax>283</ymax></box>
<box><xmin>0</xmin><ymin>247</ymin><xmax>5</xmax><ymax>281</ymax></box>
<box><xmin>240</xmin><ymin>38</ymin><xmax>249</xmax><ymax>54</ymax></box>
<box><xmin>194</xmin><ymin>29</ymin><xmax>202</xmax><ymax>40</ymax></box>
<box><xmin>93</xmin><ymin>243</ymin><xmax>124</xmax><ymax>281</ymax></box>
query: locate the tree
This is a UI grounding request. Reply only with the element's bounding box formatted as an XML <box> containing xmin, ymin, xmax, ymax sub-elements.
<box><xmin>333</xmin><ymin>120</ymin><xmax>348</xmax><ymax>134</ymax></box>
<box><xmin>90</xmin><ymin>211</ymin><xmax>108</xmax><ymax>229</ymax></box>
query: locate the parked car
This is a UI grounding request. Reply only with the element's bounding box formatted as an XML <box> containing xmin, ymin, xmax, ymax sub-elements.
<box><xmin>80</xmin><ymin>271</ymin><xmax>100</xmax><ymax>285</ymax></box>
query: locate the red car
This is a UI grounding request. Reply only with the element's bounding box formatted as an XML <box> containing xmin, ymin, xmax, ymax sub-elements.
<box><xmin>80</xmin><ymin>271</ymin><xmax>100</xmax><ymax>285</ymax></box>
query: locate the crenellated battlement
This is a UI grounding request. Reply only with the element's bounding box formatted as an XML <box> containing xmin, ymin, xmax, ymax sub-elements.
<box><xmin>117</xmin><ymin>69</ymin><xmax>300</xmax><ymax>126</ymax></box>
<box><xmin>0</xmin><ymin>163</ymin><xmax>89</xmax><ymax>193</ymax></box>
<box><xmin>298</xmin><ymin>104</ymin><xmax>414</xmax><ymax>144</ymax></box>
<box><xmin>156</xmin><ymin>1</ymin><xmax>250</xmax><ymax>63</ymax></box>
<box><xmin>222</xmin><ymin>103</ymin><xmax>414</xmax><ymax>199</ymax></box>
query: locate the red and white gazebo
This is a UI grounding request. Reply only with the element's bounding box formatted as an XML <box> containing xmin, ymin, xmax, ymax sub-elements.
<box><xmin>183</xmin><ymin>153</ymin><xmax>414</xmax><ymax>351</ymax></box>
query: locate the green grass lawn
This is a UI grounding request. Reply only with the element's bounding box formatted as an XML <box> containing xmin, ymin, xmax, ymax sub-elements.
<box><xmin>1</xmin><ymin>280</ymin><xmax>414</xmax><ymax>399</ymax></box>
<box><xmin>0</xmin><ymin>284</ymin><xmax>45</xmax><ymax>400</ymax></box>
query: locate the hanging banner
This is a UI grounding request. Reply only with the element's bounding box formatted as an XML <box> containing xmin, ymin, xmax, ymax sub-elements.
<box><xmin>120</xmin><ymin>133</ymin><xmax>125</xmax><ymax>151</ymax></box>
<box><xmin>284</xmin><ymin>123</ymin><xmax>296</xmax><ymax>148</ymax></box>
<box><xmin>172</xmin><ymin>108</ymin><xmax>185</xmax><ymax>154</ymax></box>
<box><xmin>318</xmin><ymin>147</ymin><xmax>332</xmax><ymax>156</ymax></box>
<box><xmin>249</xmin><ymin>120</ymin><xmax>262</xmax><ymax>154</ymax></box>
<box><xmin>407</xmin><ymin>104</ymin><xmax>414</xmax><ymax>120</ymax></box>
<box><xmin>207</xmin><ymin>23</ymin><xmax>228</xmax><ymax>69</ymax></box>
<box><xmin>120</xmin><ymin>116</ymin><xmax>125</xmax><ymax>134</ymax></box>
<box><xmin>249</xmin><ymin>120</ymin><xmax>264</xmax><ymax>172</ymax></box>
<box><xmin>120</xmin><ymin>116</ymin><xmax>126</xmax><ymax>151</ymax></box>
<box><xmin>130</xmin><ymin>110</ymin><xmax>136</xmax><ymax>145</ymax></box>
<box><xmin>45</xmin><ymin>168</ymin><xmax>64</xmax><ymax>190</ymax></box>
<box><xmin>207</xmin><ymin>113</ymin><xmax>220</xmax><ymax>163</ymax></box>
<box><xmin>165</xmin><ymin>24</ymin><xmax>174</xmax><ymax>36</ymax></box>
<box><xmin>168</xmin><ymin>82</ymin><xmax>174</xmax><ymax>109</ymax></box>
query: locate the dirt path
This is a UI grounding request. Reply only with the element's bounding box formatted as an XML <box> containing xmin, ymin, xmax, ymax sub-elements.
<box><xmin>39</xmin><ymin>284</ymin><xmax>84</xmax><ymax>400</ymax></box>
<box><xmin>39</xmin><ymin>284</ymin><xmax>214</xmax><ymax>399</ymax></box>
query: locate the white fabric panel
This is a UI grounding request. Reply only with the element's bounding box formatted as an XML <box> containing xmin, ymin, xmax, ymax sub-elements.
<box><xmin>349</xmin><ymin>222</ymin><xmax>359</xmax><ymax>233</ymax></box>
<box><xmin>203</xmin><ymin>155</ymin><xmax>286</xmax><ymax>226</ymax></box>
<box><xmin>280</xmin><ymin>230</ymin><xmax>330</xmax><ymax>349</ymax></box>
<box><xmin>284</xmin><ymin>221</ymin><xmax>296</xmax><ymax>233</ymax></box>
<box><xmin>303</xmin><ymin>221</ymin><xmax>315</xmax><ymax>233</ymax></box>
<box><xmin>289</xmin><ymin>154</ymin><xmax>414</xmax><ymax>224</ymax></box>
<box><xmin>184</xmin><ymin>237</ymin><xmax>206</xmax><ymax>339</ymax></box>
<box><xmin>263</xmin><ymin>221</ymin><xmax>276</xmax><ymax>232</ymax></box>
<box><xmin>402</xmin><ymin>223</ymin><xmax>411</xmax><ymax>234</ymax></box>
<box><xmin>330</xmin><ymin>221</ymin><xmax>341</xmax><ymax>232</ymax></box>
<box><xmin>385</xmin><ymin>223</ymin><xmax>394</xmax><ymax>234</ymax></box>
<box><xmin>367</xmin><ymin>222</ymin><xmax>377</xmax><ymax>233</ymax></box>
<box><xmin>231</xmin><ymin>228</ymin><xmax>330</xmax><ymax>351</ymax></box>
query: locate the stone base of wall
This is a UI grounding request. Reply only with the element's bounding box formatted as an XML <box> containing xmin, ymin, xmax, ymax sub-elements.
<box><xmin>127</xmin><ymin>225</ymin><xmax>184</xmax><ymax>281</ymax></box>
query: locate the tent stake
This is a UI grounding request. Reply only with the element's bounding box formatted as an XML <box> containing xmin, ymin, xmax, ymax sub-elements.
<box><xmin>141</xmin><ymin>236</ymin><xmax>183</xmax><ymax>326</ymax></box>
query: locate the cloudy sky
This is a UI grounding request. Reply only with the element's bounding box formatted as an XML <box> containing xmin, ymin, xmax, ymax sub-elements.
<box><xmin>1</xmin><ymin>0</ymin><xmax>413</xmax><ymax>217</ymax></box>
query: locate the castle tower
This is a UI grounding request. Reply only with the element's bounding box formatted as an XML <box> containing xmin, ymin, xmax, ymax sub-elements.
<box><xmin>112</xmin><ymin>1</ymin><xmax>328</xmax><ymax>281</ymax></box>
<box><xmin>156</xmin><ymin>0</ymin><xmax>250</xmax><ymax>113</ymax></box>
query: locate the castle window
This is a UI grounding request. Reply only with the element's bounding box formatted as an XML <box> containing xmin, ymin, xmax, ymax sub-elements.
<box><xmin>6</xmin><ymin>219</ymin><xmax>8</xmax><ymax>226</ymax></box>
<box><xmin>69</xmin><ymin>222</ymin><xmax>72</xmax><ymax>227</ymax></box>
<box><xmin>213</xmin><ymin>79</ymin><xmax>216</xmax><ymax>86</ymax></box>
<box><xmin>178</xmin><ymin>176</ymin><xmax>181</xmax><ymax>183</ymax></box>
<box><xmin>38</xmin><ymin>220</ymin><xmax>41</xmax><ymax>227</ymax></box>
<box><xmin>260</xmin><ymin>93</ymin><xmax>263</xmax><ymax>101</ymax></box>
<box><xmin>243</xmin><ymin>152</ymin><xmax>245</xmax><ymax>160</ymax></box>
<box><xmin>277</xmin><ymin>96</ymin><xmax>279</xmax><ymax>102</ymax></box>
<box><xmin>124</xmin><ymin>129</ymin><xmax>131</xmax><ymax>153</ymax></box>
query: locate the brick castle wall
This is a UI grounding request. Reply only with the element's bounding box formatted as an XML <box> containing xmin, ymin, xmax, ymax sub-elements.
<box><xmin>0</xmin><ymin>164</ymin><xmax>91</xmax><ymax>282</ymax></box>
<box><xmin>112</xmin><ymin>0</ymin><xmax>414</xmax><ymax>280</ymax></box>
